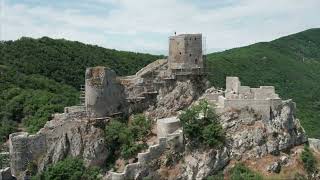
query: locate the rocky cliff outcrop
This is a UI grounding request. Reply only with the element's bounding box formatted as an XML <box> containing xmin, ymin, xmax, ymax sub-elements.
<box><xmin>7</xmin><ymin>59</ymin><xmax>312</xmax><ymax>180</ymax></box>
<box><xmin>309</xmin><ymin>138</ymin><xmax>320</xmax><ymax>152</ymax></box>
<box><xmin>146</xmin><ymin>77</ymin><xmax>209</xmax><ymax>119</ymax></box>
<box><xmin>9</xmin><ymin>84</ymin><xmax>310</xmax><ymax>180</ymax></box>
<box><xmin>218</xmin><ymin>99</ymin><xmax>307</xmax><ymax>160</ymax></box>
<box><xmin>179</xmin><ymin>147</ymin><xmax>229</xmax><ymax>180</ymax></box>
<box><xmin>9</xmin><ymin>110</ymin><xmax>108</xmax><ymax>178</ymax></box>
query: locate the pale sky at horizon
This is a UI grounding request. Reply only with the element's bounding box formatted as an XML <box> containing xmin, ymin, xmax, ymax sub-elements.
<box><xmin>1</xmin><ymin>0</ymin><xmax>320</xmax><ymax>55</ymax></box>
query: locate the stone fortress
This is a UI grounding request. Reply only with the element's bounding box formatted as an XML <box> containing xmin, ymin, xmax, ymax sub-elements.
<box><xmin>217</xmin><ymin>77</ymin><xmax>282</xmax><ymax>121</ymax></box>
<box><xmin>84</xmin><ymin>33</ymin><xmax>206</xmax><ymax>118</ymax></box>
<box><xmin>6</xmin><ymin>33</ymin><xmax>310</xmax><ymax>180</ymax></box>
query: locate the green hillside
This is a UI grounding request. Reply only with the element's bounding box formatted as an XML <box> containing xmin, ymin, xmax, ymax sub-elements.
<box><xmin>1</xmin><ymin>37</ymin><xmax>163</xmax><ymax>88</ymax></box>
<box><xmin>0</xmin><ymin>37</ymin><xmax>162</xmax><ymax>141</ymax></box>
<box><xmin>0</xmin><ymin>28</ymin><xmax>319</xmax><ymax>142</ymax></box>
<box><xmin>206</xmin><ymin>28</ymin><xmax>320</xmax><ymax>138</ymax></box>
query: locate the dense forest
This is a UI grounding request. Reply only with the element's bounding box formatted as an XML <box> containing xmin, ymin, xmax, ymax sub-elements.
<box><xmin>0</xmin><ymin>37</ymin><xmax>163</xmax><ymax>141</ymax></box>
<box><xmin>0</xmin><ymin>28</ymin><xmax>319</xmax><ymax>142</ymax></box>
<box><xmin>206</xmin><ymin>28</ymin><xmax>320</xmax><ymax>138</ymax></box>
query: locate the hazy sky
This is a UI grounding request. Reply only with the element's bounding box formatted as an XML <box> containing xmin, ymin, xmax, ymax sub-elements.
<box><xmin>1</xmin><ymin>0</ymin><xmax>320</xmax><ymax>54</ymax></box>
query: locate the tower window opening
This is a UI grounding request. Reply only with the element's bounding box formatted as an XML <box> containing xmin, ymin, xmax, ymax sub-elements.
<box><xmin>189</xmin><ymin>54</ymin><xmax>192</xmax><ymax>57</ymax></box>
<box><xmin>195</xmin><ymin>59</ymin><xmax>198</xmax><ymax>64</ymax></box>
<box><xmin>179</xmin><ymin>52</ymin><xmax>182</xmax><ymax>55</ymax></box>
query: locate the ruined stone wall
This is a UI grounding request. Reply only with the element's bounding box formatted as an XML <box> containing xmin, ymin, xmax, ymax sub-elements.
<box><xmin>252</xmin><ymin>86</ymin><xmax>279</xmax><ymax>100</ymax></box>
<box><xmin>108</xmin><ymin>116</ymin><xmax>183</xmax><ymax>179</ymax></box>
<box><xmin>238</xmin><ymin>86</ymin><xmax>254</xmax><ymax>99</ymax></box>
<box><xmin>201</xmin><ymin>88</ymin><xmax>224</xmax><ymax>103</ymax></box>
<box><xmin>226</xmin><ymin>77</ymin><xmax>241</xmax><ymax>95</ymax></box>
<box><xmin>225</xmin><ymin>77</ymin><xmax>279</xmax><ymax>100</ymax></box>
<box><xmin>9</xmin><ymin>132</ymin><xmax>46</xmax><ymax>177</ymax></box>
<box><xmin>85</xmin><ymin>66</ymin><xmax>127</xmax><ymax>118</ymax></box>
<box><xmin>64</xmin><ymin>106</ymin><xmax>85</xmax><ymax>113</ymax></box>
<box><xmin>135</xmin><ymin>59</ymin><xmax>167</xmax><ymax>77</ymax></box>
<box><xmin>117</xmin><ymin>59</ymin><xmax>188</xmax><ymax>115</ymax></box>
<box><xmin>109</xmin><ymin>131</ymin><xmax>183</xmax><ymax>180</ymax></box>
<box><xmin>119</xmin><ymin>59</ymin><xmax>168</xmax><ymax>98</ymax></box>
<box><xmin>224</xmin><ymin>98</ymin><xmax>272</xmax><ymax>120</ymax></box>
<box><xmin>168</xmin><ymin>34</ymin><xmax>203</xmax><ymax>70</ymax></box>
<box><xmin>218</xmin><ymin>96</ymin><xmax>283</xmax><ymax>121</ymax></box>
<box><xmin>219</xmin><ymin>77</ymin><xmax>283</xmax><ymax>121</ymax></box>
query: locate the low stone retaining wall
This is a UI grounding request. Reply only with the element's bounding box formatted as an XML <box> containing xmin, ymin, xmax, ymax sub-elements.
<box><xmin>109</xmin><ymin>130</ymin><xmax>183</xmax><ymax>180</ymax></box>
<box><xmin>157</xmin><ymin>117</ymin><xmax>181</xmax><ymax>138</ymax></box>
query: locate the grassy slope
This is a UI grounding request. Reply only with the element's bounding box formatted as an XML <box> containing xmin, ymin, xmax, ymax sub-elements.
<box><xmin>206</xmin><ymin>28</ymin><xmax>320</xmax><ymax>138</ymax></box>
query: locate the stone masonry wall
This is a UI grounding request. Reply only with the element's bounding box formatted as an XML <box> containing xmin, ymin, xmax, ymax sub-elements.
<box><xmin>168</xmin><ymin>34</ymin><xmax>203</xmax><ymax>70</ymax></box>
<box><xmin>225</xmin><ymin>77</ymin><xmax>279</xmax><ymax>100</ymax></box>
<box><xmin>219</xmin><ymin>77</ymin><xmax>282</xmax><ymax>121</ymax></box>
<box><xmin>109</xmin><ymin>130</ymin><xmax>183</xmax><ymax>180</ymax></box>
<box><xmin>85</xmin><ymin>66</ymin><xmax>127</xmax><ymax>118</ymax></box>
<box><xmin>9</xmin><ymin>132</ymin><xmax>46</xmax><ymax>177</ymax></box>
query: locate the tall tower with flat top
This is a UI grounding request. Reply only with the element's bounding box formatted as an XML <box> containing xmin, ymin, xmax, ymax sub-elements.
<box><xmin>168</xmin><ymin>34</ymin><xmax>203</xmax><ymax>73</ymax></box>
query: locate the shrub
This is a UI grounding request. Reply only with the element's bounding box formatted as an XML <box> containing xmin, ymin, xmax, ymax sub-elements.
<box><xmin>82</xmin><ymin>166</ymin><xmax>102</xmax><ymax>180</ymax></box>
<box><xmin>0</xmin><ymin>119</ymin><xmax>17</xmax><ymax>143</ymax></box>
<box><xmin>24</xmin><ymin>104</ymin><xmax>64</xmax><ymax>133</ymax></box>
<box><xmin>105</xmin><ymin>114</ymin><xmax>151</xmax><ymax>160</ymax></box>
<box><xmin>0</xmin><ymin>153</ymin><xmax>9</xmax><ymax>169</ymax></box>
<box><xmin>33</xmin><ymin>158</ymin><xmax>101</xmax><ymax>180</ymax></box>
<box><xmin>120</xmin><ymin>143</ymin><xmax>147</xmax><ymax>159</ymax></box>
<box><xmin>229</xmin><ymin>163</ymin><xmax>263</xmax><ymax>180</ymax></box>
<box><xmin>205</xmin><ymin>171</ymin><xmax>224</xmax><ymax>180</ymax></box>
<box><xmin>179</xmin><ymin>100</ymin><xmax>225</xmax><ymax>147</ymax></box>
<box><xmin>202</xmin><ymin>123</ymin><xmax>225</xmax><ymax>147</ymax></box>
<box><xmin>129</xmin><ymin>114</ymin><xmax>152</xmax><ymax>140</ymax></box>
<box><xmin>105</xmin><ymin>120</ymin><xmax>133</xmax><ymax>150</ymax></box>
<box><xmin>300</xmin><ymin>145</ymin><xmax>317</xmax><ymax>174</ymax></box>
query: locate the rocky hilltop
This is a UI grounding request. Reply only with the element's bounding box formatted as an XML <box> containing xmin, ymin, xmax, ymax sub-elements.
<box><xmin>4</xmin><ymin>33</ymin><xmax>320</xmax><ymax>180</ymax></box>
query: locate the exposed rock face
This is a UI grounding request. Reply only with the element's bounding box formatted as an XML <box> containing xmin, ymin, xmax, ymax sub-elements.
<box><xmin>146</xmin><ymin>77</ymin><xmax>209</xmax><ymax>119</ymax></box>
<box><xmin>218</xmin><ymin>99</ymin><xmax>307</xmax><ymax>160</ymax></box>
<box><xmin>309</xmin><ymin>138</ymin><xmax>320</xmax><ymax>152</ymax></box>
<box><xmin>9</xmin><ymin>110</ymin><xmax>108</xmax><ymax>178</ymax></box>
<box><xmin>8</xmin><ymin>56</ymin><xmax>309</xmax><ymax>180</ymax></box>
<box><xmin>266</xmin><ymin>161</ymin><xmax>281</xmax><ymax>173</ymax></box>
<box><xmin>9</xmin><ymin>80</ymin><xmax>309</xmax><ymax>180</ymax></box>
<box><xmin>8</xmin><ymin>132</ymin><xmax>46</xmax><ymax>177</ymax></box>
<box><xmin>179</xmin><ymin>147</ymin><xmax>229</xmax><ymax>180</ymax></box>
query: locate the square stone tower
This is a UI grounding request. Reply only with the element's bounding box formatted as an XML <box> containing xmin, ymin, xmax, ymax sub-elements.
<box><xmin>168</xmin><ymin>34</ymin><xmax>203</xmax><ymax>72</ymax></box>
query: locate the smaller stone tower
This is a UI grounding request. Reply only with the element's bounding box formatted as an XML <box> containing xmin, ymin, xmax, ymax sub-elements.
<box><xmin>168</xmin><ymin>34</ymin><xmax>203</xmax><ymax>73</ymax></box>
<box><xmin>85</xmin><ymin>66</ymin><xmax>126</xmax><ymax>118</ymax></box>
